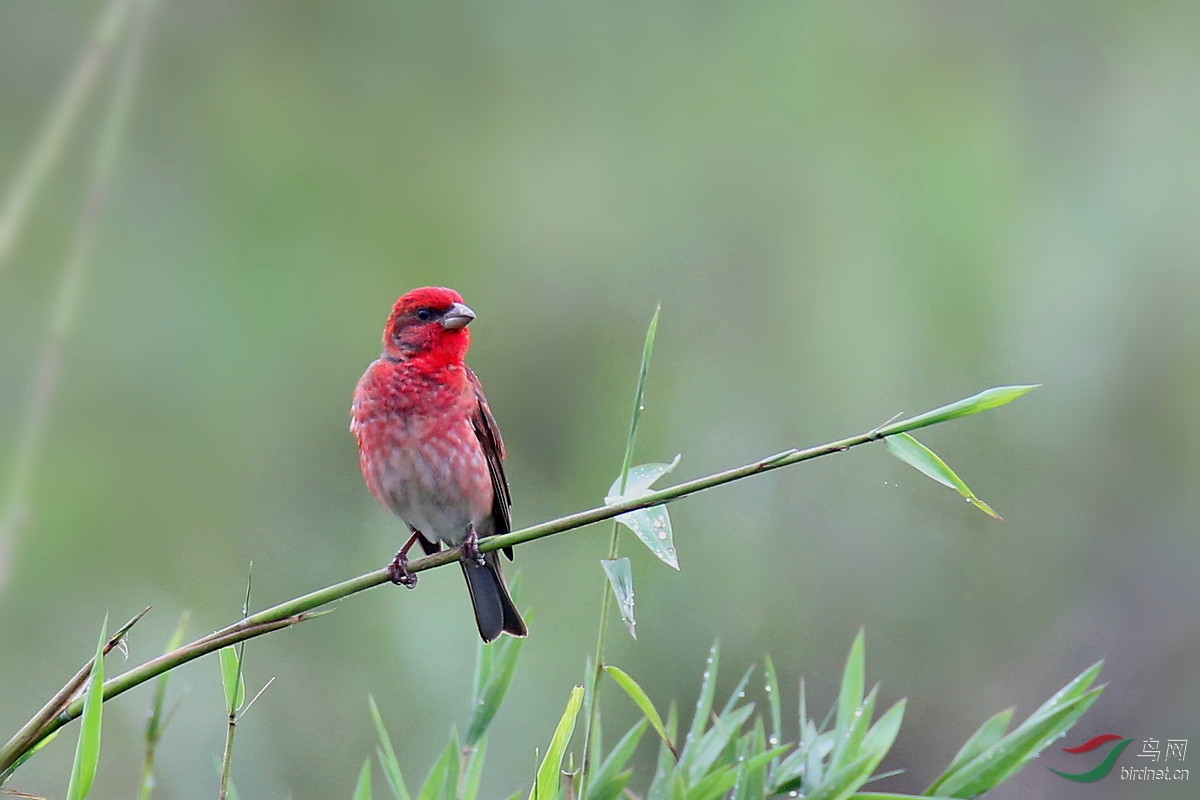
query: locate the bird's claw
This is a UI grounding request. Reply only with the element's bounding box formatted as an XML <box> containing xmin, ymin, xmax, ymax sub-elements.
<box><xmin>387</xmin><ymin>551</ymin><xmax>418</xmax><ymax>588</ymax></box>
<box><xmin>461</xmin><ymin>523</ymin><xmax>487</xmax><ymax>567</ymax></box>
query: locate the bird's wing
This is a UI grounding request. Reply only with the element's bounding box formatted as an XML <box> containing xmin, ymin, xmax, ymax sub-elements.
<box><xmin>466</xmin><ymin>367</ymin><xmax>515</xmax><ymax>559</ymax></box>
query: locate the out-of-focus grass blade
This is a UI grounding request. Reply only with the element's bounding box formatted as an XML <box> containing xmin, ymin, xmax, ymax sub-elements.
<box><xmin>832</xmin><ymin>686</ymin><xmax>878</xmax><ymax>771</ymax></box>
<box><xmin>720</xmin><ymin>665</ymin><xmax>756</xmax><ymax>718</ymax></box>
<box><xmin>467</xmin><ymin>631</ymin><xmax>525</xmax><ymax>746</ymax></box>
<box><xmin>685</xmin><ymin>705</ymin><xmax>754</xmax><ymax>784</ymax></box>
<box><xmin>65</xmin><ymin>615</ymin><xmax>107</xmax><ymax>800</ymax></box>
<box><xmin>877</xmin><ymin>385</ymin><xmax>1040</xmax><ymax>437</ymax></box>
<box><xmin>139</xmin><ymin>610</ymin><xmax>190</xmax><ymax>800</ymax></box>
<box><xmin>586</xmin><ymin>719</ymin><xmax>647</xmax><ymax>800</ymax></box>
<box><xmin>369</xmin><ymin>696</ymin><xmax>411</xmax><ymax>800</ymax></box>
<box><xmin>600</xmin><ymin>557</ymin><xmax>637</xmax><ymax>639</ymax></box>
<box><xmin>852</xmin><ymin>794</ymin><xmax>960</xmax><ymax>799</ymax></box>
<box><xmin>645</xmin><ymin>705</ymin><xmax>679</xmax><ymax>800</ymax></box>
<box><xmin>605</xmin><ymin>455</ymin><xmax>682</xmax><ymax>570</ymax></box>
<box><xmin>218</xmin><ymin>647</ymin><xmax>245</xmax><ymax>714</ymax></box>
<box><xmin>460</xmin><ymin>735</ymin><xmax>487</xmax><ymax>800</ymax></box>
<box><xmin>604</xmin><ymin>666</ymin><xmax>674</xmax><ymax>754</ymax></box>
<box><xmin>685</xmin><ymin>642</ymin><xmax>720</xmax><ymax>754</ymax></box>
<box><xmin>353</xmin><ymin>758</ymin><xmax>372</xmax><ymax>800</ymax></box>
<box><xmin>416</xmin><ymin>733</ymin><xmax>458</xmax><ymax>800</ymax></box>
<box><xmin>929</xmin><ymin>677</ymin><xmax>1104</xmax><ymax>798</ymax></box>
<box><xmin>924</xmin><ymin>708</ymin><xmax>1013</xmax><ymax>795</ymax></box>
<box><xmin>835</xmin><ymin>631</ymin><xmax>866</xmax><ymax>745</ymax></box>
<box><xmin>529</xmin><ymin>686</ymin><xmax>584</xmax><ymax>800</ymax></box>
<box><xmin>885</xmin><ymin>433</ymin><xmax>1002</xmax><ymax>520</ymax></box>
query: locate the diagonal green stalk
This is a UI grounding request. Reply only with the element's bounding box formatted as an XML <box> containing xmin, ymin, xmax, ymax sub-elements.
<box><xmin>0</xmin><ymin>385</ymin><xmax>1035</xmax><ymax>779</ymax></box>
<box><xmin>0</xmin><ymin>0</ymin><xmax>134</xmax><ymax>272</ymax></box>
<box><xmin>0</xmin><ymin>0</ymin><xmax>157</xmax><ymax>590</ymax></box>
<box><xmin>579</xmin><ymin>304</ymin><xmax>660</xmax><ymax>800</ymax></box>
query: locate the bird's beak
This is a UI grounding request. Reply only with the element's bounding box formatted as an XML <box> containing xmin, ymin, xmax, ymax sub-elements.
<box><xmin>441</xmin><ymin>302</ymin><xmax>476</xmax><ymax>330</ymax></box>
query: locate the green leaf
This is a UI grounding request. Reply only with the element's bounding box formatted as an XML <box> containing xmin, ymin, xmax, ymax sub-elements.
<box><xmin>852</xmin><ymin>794</ymin><xmax>961</xmax><ymax>800</ymax></box>
<box><xmin>832</xmin><ymin>686</ymin><xmax>878</xmax><ymax>771</ymax></box>
<box><xmin>685</xmin><ymin>705</ymin><xmax>755</xmax><ymax>785</ymax></box>
<box><xmin>877</xmin><ymin>385</ymin><xmax>1040</xmax><ymax>437</ymax></box>
<box><xmin>615</xmin><ymin>304</ymin><xmax>661</xmax><ymax>492</ymax></box>
<box><xmin>459</xmin><ymin>735</ymin><xmax>488</xmax><ymax>800</ymax></box>
<box><xmin>369</xmin><ymin>695</ymin><xmax>411</xmax><ymax>800</ymax></box>
<box><xmin>353</xmin><ymin>759</ymin><xmax>373</xmax><ymax>800</ymax></box>
<box><xmin>930</xmin><ymin>684</ymin><xmax>1104</xmax><ymax>798</ymax></box>
<box><xmin>719</xmin><ymin>665</ymin><xmax>756</xmax><ymax>718</ymax></box>
<box><xmin>924</xmin><ymin>708</ymin><xmax>1012</xmax><ymax>795</ymax></box>
<box><xmin>600</xmin><ymin>557</ymin><xmax>636</xmax><ymax>639</ymax></box>
<box><xmin>586</xmin><ymin>719</ymin><xmax>647</xmax><ymax>800</ymax></box>
<box><xmin>529</xmin><ymin>686</ymin><xmax>584</xmax><ymax>800</ymax></box>
<box><xmin>835</xmin><ymin>631</ymin><xmax>865</xmax><ymax>746</ymax></box>
<box><xmin>417</xmin><ymin>732</ymin><xmax>459</xmax><ymax>800</ymax></box>
<box><xmin>606</xmin><ymin>455</ymin><xmax>682</xmax><ymax>570</ymax></box>
<box><xmin>219</xmin><ymin>646</ymin><xmax>246</xmax><ymax>714</ymax></box>
<box><xmin>685</xmin><ymin>642</ymin><xmax>720</xmax><ymax>754</ymax></box>
<box><xmin>885</xmin><ymin>433</ymin><xmax>1002</xmax><ymax>519</ymax></box>
<box><xmin>604</xmin><ymin>666</ymin><xmax>674</xmax><ymax>754</ymax></box>
<box><xmin>646</xmin><ymin>705</ymin><xmax>680</xmax><ymax>800</ymax></box>
<box><xmin>467</xmin><ymin>631</ymin><xmax>525</xmax><ymax>746</ymax></box>
<box><xmin>66</xmin><ymin>615</ymin><xmax>108</xmax><ymax>800</ymax></box>
<box><xmin>764</xmin><ymin>659</ymin><xmax>783</xmax><ymax>756</ymax></box>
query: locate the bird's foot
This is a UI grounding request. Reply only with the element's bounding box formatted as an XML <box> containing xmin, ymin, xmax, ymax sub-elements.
<box><xmin>387</xmin><ymin>551</ymin><xmax>418</xmax><ymax>588</ymax></box>
<box><xmin>387</xmin><ymin>530</ymin><xmax>423</xmax><ymax>588</ymax></box>
<box><xmin>461</xmin><ymin>523</ymin><xmax>487</xmax><ymax>567</ymax></box>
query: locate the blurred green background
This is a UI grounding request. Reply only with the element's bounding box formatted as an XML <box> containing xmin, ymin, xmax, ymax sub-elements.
<box><xmin>2</xmin><ymin>2</ymin><xmax>1198</xmax><ymax>799</ymax></box>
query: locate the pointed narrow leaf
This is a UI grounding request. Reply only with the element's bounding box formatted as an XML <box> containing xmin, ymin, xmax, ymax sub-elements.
<box><xmin>605</xmin><ymin>666</ymin><xmax>674</xmax><ymax>753</ymax></box>
<box><xmin>601</xmin><ymin>558</ymin><xmax>637</xmax><ymax>639</ymax></box>
<box><xmin>885</xmin><ymin>434</ymin><xmax>1002</xmax><ymax>520</ymax></box>
<box><xmin>685</xmin><ymin>705</ymin><xmax>754</xmax><ymax>784</ymax></box>
<box><xmin>460</xmin><ymin>736</ymin><xmax>487</xmax><ymax>800</ymax></box>
<box><xmin>586</xmin><ymin>719</ymin><xmax>647</xmax><ymax>800</ymax></box>
<box><xmin>353</xmin><ymin>759</ymin><xmax>373</xmax><ymax>800</ymax></box>
<box><xmin>877</xmin><ymin>385</ymin><xmax>1040</xmax><ymax>437</ymax></box>
<box><xmin>467</xmin><ymin>632</ymin><xmax>525</xmax><ymax>745</ymax></box>
<box><xmin>925</xmin><ymin>708</ymin><xmax>1013</xmax><ymax>795</ymax></box>
<box><xmin>219</xmin><ymin>647</ymin><xmax>245</xmax><ymax>713</ymax></box>
<box><xmin>833</xmin><ymin>686</ymin><xmax>878</xmax><ymax>771</ymax></box>
<box><xmin>835</xmin><ymin>632</ymin><xmax>865</xmax><ymax>741</ymax></box>
<box><xmin>530</xmin><ymin>686</ymin><xmax>584</xmax><ymax>800</ymax></box>
<box><xmin>369</xmin><ymin>696</ymin><xmax>411</xmax><ymax>800</ymax></box>
<box><xmin>66</xmin><ymin>615</ymin><xmax>108</xmax><ymax>800</ymax></box>
<box><xmin>686</xmin><ymin>642</ymin><xmax>720</xmax><ymax>753</ymax></box>
<box><xmin>930</xmin><ymin>688</ymin><xmax>1104</xmax><ymax>797</ymax></box>
<box><xmin>606</xmin><ymin>455</ymin><xmax>682</xmax><ymax>570</ymax></box>
<box><xmin>416</xmin><ymin>733</ymin><xmax>459</xmax><ymax>800</ymax></box>
<box><xmin>720</xmin><ymin>665</ymin><xmax>756</xmax><ymax>718</ymax></box>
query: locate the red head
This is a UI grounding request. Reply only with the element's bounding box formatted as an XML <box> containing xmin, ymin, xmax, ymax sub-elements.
<box><xmin>380</xmin><ymin>286</ymin><xmax>476</xmax><ymax>366</ymax></box>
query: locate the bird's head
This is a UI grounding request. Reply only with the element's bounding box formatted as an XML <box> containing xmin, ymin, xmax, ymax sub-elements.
<box><xmin>381</xmin><ymin>286</ymin><xmax>476</xmax><ymax>364</ymax></box>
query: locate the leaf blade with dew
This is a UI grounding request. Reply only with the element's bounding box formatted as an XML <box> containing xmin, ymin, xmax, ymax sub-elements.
<box><xmin>65</xmin><ymin>614</ymin><xmax>108</xmax><ymax>800</ymax></box>
<box><xmin>885</xmin><ymin>434</ymin><xmax>1002</xmax><ymax>520</ymax></box>
<box><xmin>684</xmin><ymin>641</ymin><xmax>720</xmax><ymax>757</ymax></box>
<box><xmin>924</xmin><ymin>708</ymin><xmax>1013</xmax><ymax>796</ymax></box>
<box><xmin>605</xmin><ymin>455</ymin><xmax>682</xmax><ymax>570</ymax></box>
<box><xmin>604</xmin><ymin>666</ymin><xmax>674</xmax><ymax>753</ymax></box>
<box><xmin>369</xmin><ymin>695</ymin><xmax>411</xmax><ymax>800</ymax></box>
<box><xmin>929</xmin><ymin>685</ymin><xmax>1105</xmax><ymax>798</ymax></box>
<box><xmin>353</xmin><ymin>758</ymin><xmax>372</xmax><ymax>800</ymax></box>
<box><xmin>876</xmin><ymin>385</ymin><xmax>1040</xmax><ymax>438</ymax></box>
<box><xmin>719</xmin><ymin>665</ymin><xmax>756</xmax><ymax>718</ymax></box>
<box><xmin>835</xmin><ymin>631</ymin><xmax>866</xmax><ymax>750</ymax></box>
<box><xmin>685</xmin><ymin>704</ymin><xmax>755</xmax><ymax>785</ymax></box>
<box><xmin>600</xmin><ymin>558</ymin><xmax>637</xmax><ymax>639</ymax></box>
<box><xmin>529</xmin><ymin>686</ymin><xmax>584</xmax><ymax>800</ymax></box>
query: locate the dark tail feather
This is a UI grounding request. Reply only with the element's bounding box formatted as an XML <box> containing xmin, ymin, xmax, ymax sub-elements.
<box><xmin>461</xmin><ymin>555</ymin><xmax>527</xmax><ymax>642</ymax></box>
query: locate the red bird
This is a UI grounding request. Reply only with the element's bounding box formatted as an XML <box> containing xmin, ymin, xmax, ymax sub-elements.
<box><xmin>351</xmin><ymin>287</ymin><xmax>527</xmax><ymax>642</ymax></box>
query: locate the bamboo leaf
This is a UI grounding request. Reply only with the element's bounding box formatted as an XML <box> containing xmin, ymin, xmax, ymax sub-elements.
<box><xmin>606</xmin><ymin>455</ymin><xmax>682</xmax><ymax>570</ymax></box>
<box><xmin>604</xmin><ymin>666</ymin><xmax>674</xmax><ymax>753</ymax></box>
<box><xmin>369</xmin><ymin>696</ymin><xmax>411</xmax><ymax>800</ymax></box>
<box><xmin>877</xmin><ymin>385</ymin><xmax>1039</xmax><ymax>437</ymax></box>
<box><xmin>885</xmin><ymin>434</ymin><xmax>1002</xmax><ymax>520</ymax></box>
<box><xmin>218</xmin><ymin>647</ymin><xmax>245</xmax><ymax>714</ymax></box>
<box><xmin>66</xmin><ymin>615</ymin><xmax>108</xmax><ymax>800</ymax></box>
<box><xmin>529</xmin><ymin>686</ymin><xmax>584</xmax><ymax>800</ymax></box>
<box><xmin>353</xmin><ymin>759</ymin><xmax>373</xmax><ymax>800</ymax></box>
<box><xmin>600</xmin><ymin>558</ymin><xmax>637</xmax><ymax>639</ymax></box>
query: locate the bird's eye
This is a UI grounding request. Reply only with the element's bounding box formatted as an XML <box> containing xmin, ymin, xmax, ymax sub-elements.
<box><xmin>415</xmin><ymin>308</ymin><xmax>434</xmax><ymax>321</ymax></box>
